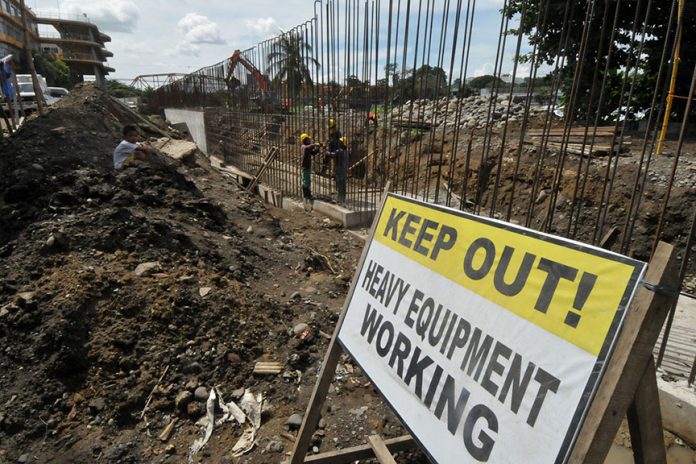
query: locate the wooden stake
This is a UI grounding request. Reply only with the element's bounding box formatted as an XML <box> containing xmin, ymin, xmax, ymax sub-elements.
<box><xmin>304</xmin><ymin>435</ymin><xmax>414</xmax><ymax>464</ymax></box>
<box><xmin>368</xmin><ymin>435</ymin><xmax>398</xmax><ymax>464</ymax></box>
<box><xmin>568</xmin><ymin>241</ymin><xmax>678</xmax><ymax>463</ymax></box>
<box><xmin>19</xmin><ymin>0</ymin><xmax>47</xmax><ymax>115</ymax></box>
<box><xmin>627</xmin><ymin>357</ymin><xmax>667</xmax><ymax>464</ymax></box>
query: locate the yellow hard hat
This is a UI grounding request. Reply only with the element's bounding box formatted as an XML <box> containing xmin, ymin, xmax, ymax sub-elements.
<box><xmin>328</xmin><ymin>119</ymin><xmax>336</xmax><ymax>128</ymax></box>
<box><xmin>339</xmin><ymin>136</ymin><xmax>347</xmax><ymax>146</ymax></box>
<box><xmin>300</xmin><ymin>133</ymin><xmax>310</xmax><ymax>143</ymax></box>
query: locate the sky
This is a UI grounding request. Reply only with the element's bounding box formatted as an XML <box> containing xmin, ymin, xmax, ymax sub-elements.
<box><xmin>28</xmin><ymin>0</ymin><xmax>532</xmax><ymax>83</ymax></box>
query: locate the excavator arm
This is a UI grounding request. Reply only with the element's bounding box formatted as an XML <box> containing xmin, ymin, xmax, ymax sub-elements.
<box><xmin>227</xmin><ymin>50</ymin><xmax>270</xmax><ymax>91</ymax></box>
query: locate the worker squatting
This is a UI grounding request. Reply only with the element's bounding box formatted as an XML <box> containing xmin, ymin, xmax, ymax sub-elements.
<box><xmin>358</xmin><ymin>260</ymin><xmax>561</xmax><ymax>462</ymax></box>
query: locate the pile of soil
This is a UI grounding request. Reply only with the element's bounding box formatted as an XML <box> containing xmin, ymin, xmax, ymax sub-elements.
<box><xmin>0</xmin><ymin>85</ymin><xmax>407</xmax><ymax>463</ymax></box>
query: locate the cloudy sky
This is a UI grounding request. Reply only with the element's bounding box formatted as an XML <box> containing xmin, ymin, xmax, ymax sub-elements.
<box><xmin>28</xmin><ymin>0</ymin><xmax>526</xmax><ymax>82</ymax></box>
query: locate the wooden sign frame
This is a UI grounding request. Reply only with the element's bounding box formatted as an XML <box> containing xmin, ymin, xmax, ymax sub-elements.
<box><xmin>288</xmin><ymin>191</ymin><xmax>679</xmax><ymax>464</ymax></box>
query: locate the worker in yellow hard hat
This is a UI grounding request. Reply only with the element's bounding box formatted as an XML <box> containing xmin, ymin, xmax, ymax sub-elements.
<box><xmin>323</xmin><ymin>119</ymin><xmax>342</xmax><ymax>175</ymax></box>
<box><xmin>300</xmin><ymin>133</ymin><xmax>320</xmax><ymax>211</ymax></box>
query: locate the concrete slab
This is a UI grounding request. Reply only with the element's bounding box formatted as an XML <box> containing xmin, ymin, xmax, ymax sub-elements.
<box><xmin>658</xmin><ymin>377</ymin><xmax>696</xmax><ymax>446</ymax></box>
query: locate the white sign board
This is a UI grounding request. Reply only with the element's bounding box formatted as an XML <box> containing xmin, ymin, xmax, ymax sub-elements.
<box><xmin>338</xmin><ymin>194</ymin><xmax>645</xmax><ymax>463</ymax></box>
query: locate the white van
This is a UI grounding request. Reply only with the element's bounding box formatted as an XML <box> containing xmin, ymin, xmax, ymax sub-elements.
<box><xmin>15</xmin><ymin>75</ymin><xmax>59</xmax><ymax>111</ymax></box>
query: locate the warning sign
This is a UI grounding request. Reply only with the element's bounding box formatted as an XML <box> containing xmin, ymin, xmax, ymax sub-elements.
<box><xmin>337</xmin><ymin>194</ymin><xmax>645</xmax><ymax>464</ymax></box>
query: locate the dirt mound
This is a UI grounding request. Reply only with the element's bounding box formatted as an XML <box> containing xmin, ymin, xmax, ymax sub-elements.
<box><xmin>0</xmin><ymin>85</ymin><xmax>389</xmax><ymax>463</ymax></box>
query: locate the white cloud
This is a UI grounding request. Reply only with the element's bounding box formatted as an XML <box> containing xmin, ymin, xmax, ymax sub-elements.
<box><xmin>245</xmin><ymin>17</ymin><xmax>278</xmax><ymax>36</ymax></box>
<box><xmin>61</xmin><ymin>0</ymin><xmax>140</xmax><ymax>33</ymax></box>
<box><xmin>473</xmin><ymin>63</ymin><xmax>494</xmax><ymax>77</ymax></box>
<box><xmin>175</xmin><ymin>42</ymin><xmax>201</xmax><ymax>57</ymax></box>
<box><xmin>177</xmin><ymin>12</ymin><xmax>225</xmax><ymax>45</ymax></box>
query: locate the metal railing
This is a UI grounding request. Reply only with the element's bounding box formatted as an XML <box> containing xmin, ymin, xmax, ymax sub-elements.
<box><xmin>151</xmin><ymin>0</ymin><xmax>696</xmax><ymax>384</ymax></box>
<box><xmin>33</xmin><ymin>11</ymin><xmax>94</xmax><ymax>25</ymax></box>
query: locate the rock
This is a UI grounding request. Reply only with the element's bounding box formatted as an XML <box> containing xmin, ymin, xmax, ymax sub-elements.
<box><xmin>88</xmin><ymin>397</ymin><xmax>106</xmax><ymax>414</ymax></box>
<box><xmin>17</xmin><ymin>292</ymin><xmax>35</xmax><ymax>304</ymax></box>
<box><xmin>134</xmin><ymin>261</ymin><xmax>161</xmax><ymax>277</ymax></box>
<box><xmin>246</xmin><ymin>225</ymin><xmax>253</xmax><ymax>233</ymax></box>
<box><xmin>230</xmin><ymin>388</ymin><xmax>245</xmax><ymax>400</ymax></box>
<box><xmin>312</xmin><ymin>446</ymin><xmax>319</xmax><ymax>453</ymax></box>
<box><xmin>293</xmin><ymin>323</ymin><xmax>309</xmax><ymax>336</ymax></box>
<box><xmin>165</xmin><ymin>444</ymin><xmax>176</xmax><ymax>455</ymax></box>
<box><xmin>0</xmin><ymin>303</ymin><xmax>19</xmax><ymax>317</ymax></box>
<box><xmin>199</xmin><ymin>287</ymin><xmax>212</xmax><ymax>297</ymax></box>
<box><xmin>175</xmin><ymin>391</ymin><xmax>193</xmax><ymax>411</ymax></box>
<box><xmin>186</xmin><ymin>402</ymin><xmax>203</xmax><ymax>418</ymax></box>
<box><xmin>18</xmin><ymin>454</ymin><xmax>29</xmax><ymax>463</ymax></box>
<box><xmin>265</xmin><ymin>436</ymin><xmax>285</xmax><ymax>453</ymax></box>
<box><xmin>318</xmin><ymin>418</ymin><xmax>326</xmax><ymax>429</ymax></box>
<box><xmin>535</xmin><ymin>190</ymin><xmax>548</xmax><ymax>204</ymax></box>
<box><xmin>286</xmin><ymin>413</ymin><xmax>303</xmax><ymax>429</ymax></box>
<box><xmin>194</xmin><ymin>387</ymin><xmax>208</xmax><ymax>402</ymax></box>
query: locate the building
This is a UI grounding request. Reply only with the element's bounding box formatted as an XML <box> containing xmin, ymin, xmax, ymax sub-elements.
<box><xmin>0</xmin><ymin>0</ymin><xmax>113</xmax><ymax>89</ymax></box>
<box><xmin>0</xmin><ymin>0</ymin><xmax>39</xmax><ymax>60</ymax></box>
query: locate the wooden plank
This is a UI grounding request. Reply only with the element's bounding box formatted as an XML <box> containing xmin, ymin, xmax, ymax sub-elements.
<box><xmin>289</xmin><ymin>185</ymin><xmax>392</xmax><ymax>464</ymax></box>
<box><xmin>248</xmin><ymin>146</ymin><xmax>279</xmax><ymax>191</ymax></box>
<box><xmin>253</xmin><ymin>361</ymin><xmax>283</xmax><ymax>374</ymax></box>
<box><xmin>627</xmin><ymin>357</ymin><xmax>667</xmax><ymax>464</ymax></box>
<box><xmin>526</xmin><ymin>126</ymin><xmax>619</xmax><ymax>135</ymax></box>
<box><xmin>303</xmin><ymin>435</ymin><xmax>415</xmax><ymax>464</ymax></box>
<box><xmin>368</xmin><ymin>435</ymin><xmax>398</xmax><ymax>464</ymax></box>
<box><xmin>568</xmin><ymin>241</ymin><xmax>679</xmax><ymax>464</ymax></box>
<box><xmin>599</xmin><ymin>227</ymin><xmax>620</xmax><ymax>250</ymax></box>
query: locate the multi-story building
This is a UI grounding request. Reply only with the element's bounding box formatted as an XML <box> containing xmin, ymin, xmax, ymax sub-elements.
<box><xmin>0</xmin><ymin>0</ymin><xmax>113</xmax><ymax>89</ymax></box>
<box><xmin>0</xmin><ymin>0</ymin><xmax>39</xmax><ymax>60</ymax></box>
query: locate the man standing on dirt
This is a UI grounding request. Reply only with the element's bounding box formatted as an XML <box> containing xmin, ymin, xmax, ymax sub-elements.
<box><xmin>300</xmin><ymin>133</ymin><xmax>320</xmax><ymax>211</ymax></box>
<box><xmin>113</xmin><ymin>125</ymin><xmax>155</xmax><ymax>170</ymax></box>
<box><xmin>322</xmin><ymin>118</ymin><xmax>342</xmax><ymax>175</ymax></box>
<box><xmin>329</xmin><ymin>136</ymin><xmax>349</xmax><ymax>207</ymax></box>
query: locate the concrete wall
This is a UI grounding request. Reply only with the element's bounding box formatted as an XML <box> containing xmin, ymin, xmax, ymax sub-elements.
<box><xmin>164</xmin><ymin>109</ymin><xmax>207</xmax><ymax>153</ymax></box>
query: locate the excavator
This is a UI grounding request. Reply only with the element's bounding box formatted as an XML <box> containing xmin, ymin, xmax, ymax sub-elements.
<box><xmin>226</xmin><ymin>50</ymin><xmax>291</xmax><ymax>113</ymax></box>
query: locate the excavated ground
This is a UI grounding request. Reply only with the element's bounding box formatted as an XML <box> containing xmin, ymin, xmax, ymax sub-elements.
<box><xmin>1</xmin><ymin>85</ymin><xmax>694</xmax><ymax>464</ymax></box>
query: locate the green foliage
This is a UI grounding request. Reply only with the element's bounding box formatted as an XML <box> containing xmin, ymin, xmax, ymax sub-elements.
<box><xmin>505</xmin><ymin>0</ymin><xmax>695</xmax><ymax>120</ymax></box>
<box><xmin>467</xmin><ymin>75</ymin><xmax>505</xmax><ymax>91</ymax></box>
<box><xmin>33</xmin><ymin>52</ymin><xmax>70</xmax><ymax>88</ymax></box>
<box><xmin>106</xmin><ymin>80</ymin><xmax>143</xmax><ymax>98</ymax></box>
<box><xmin>394</xmin><ymin>65</ymin><xmax>449</xmax><ymax>102</ymax></box>
<box><xmin>266</xmin><ymin>31</ymin><xmax>320</xmax><ymax>98</ymax></box>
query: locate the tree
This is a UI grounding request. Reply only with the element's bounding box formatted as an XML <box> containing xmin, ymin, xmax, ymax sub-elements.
<box><xmin>105</xmin><ymin>80</ymin><xmax>143</xmax><ymax>98</ymax></box>
<box><xmin>34</xmin><ymin>53</ymin><xmax>70</xmax><ymax>88</ymax></box>
<box><xmin>384</xmin><ymin>63</ymin><xmax>399</xmax><ymax>86</ymax></box>
<box><xmin>505</xmin><ymin>0</ymin><xmax>696</xmax><ymax>120</ymax></box>
<box><xmin>395</xmin><ymin>65</ymin><xmax>448</xmax><ymax>101</ymax></box>
<box><xmin>266</xmin><ymin>31</ymin><xmax>320</xmax><ymax>97</ymax></box>
<box><xmin>467</xmin><ymin>75</ymin><xmax>505</xmax><ymax>91</ymax></box>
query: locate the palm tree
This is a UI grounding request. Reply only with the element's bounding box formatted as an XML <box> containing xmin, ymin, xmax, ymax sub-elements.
<box><xmin>266</xmin><ymin>31</ymin><xmax>320</xmax><ymax>98</ymax></box>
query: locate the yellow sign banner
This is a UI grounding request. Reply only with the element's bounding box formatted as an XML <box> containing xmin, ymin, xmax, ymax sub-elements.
<box><xmin>374</xmin><ymin>195</ymin><xmax>644</xmax><ymax>356</ymax></box>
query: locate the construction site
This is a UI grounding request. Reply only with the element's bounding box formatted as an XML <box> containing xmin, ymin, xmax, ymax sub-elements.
<box><xmin>1</xmin><ymin>0</ymin><xmax>696</xmax><ymax>463</ymax></box>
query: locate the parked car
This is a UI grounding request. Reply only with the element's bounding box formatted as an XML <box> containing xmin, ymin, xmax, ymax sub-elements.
<box><xmin>47</xmin><ymin>87</ymin><xmax>69</xmax><ymax>99</ymax></box>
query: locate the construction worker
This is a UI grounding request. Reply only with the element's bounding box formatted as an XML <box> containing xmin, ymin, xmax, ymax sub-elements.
<box><xmin>329</xmin><ymin>136</ymin><xmax>349</xmax><ymax>207</ymax></box>
<box><xmin>323</xmin><ymin>118</ymin><xmax>342</xmax><ymax>175</ymax></box>
<box><xmin>300</xmin><ymin>133</ymin><xmax>320</xmax><ymax>211</ymax></box>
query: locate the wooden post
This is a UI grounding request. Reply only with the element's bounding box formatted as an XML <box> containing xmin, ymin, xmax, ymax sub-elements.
<box><xmin>19</xmin><ymin>0</ymin><xmax>47</xmax><ymax>115</ymax></box>
<box><xmin>10</xmin><ymin>67</ymin><xmax>25</xmax><ymax>121</ymax></box>
<box><xmin>568</xmin><ymin>241</ymin><xmax>679</xmax><ymax>463</ymax></box>
<box><xmin>626</xmin><ymin>356</ymin><xmax>667</xmax><ymax>464</ymax></box>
